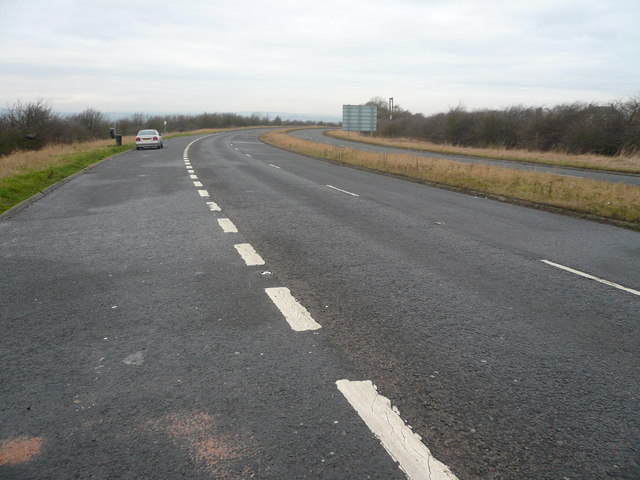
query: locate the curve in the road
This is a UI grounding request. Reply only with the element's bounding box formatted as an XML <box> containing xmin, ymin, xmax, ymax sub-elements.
<box><xmin>291</xmin><ymin>129</ymin><xmax>640</xmax><ymax>186</ymax></box>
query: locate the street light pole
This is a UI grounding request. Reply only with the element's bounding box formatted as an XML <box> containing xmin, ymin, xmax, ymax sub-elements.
<box><xmin>389</xmin><ymin>97</ymin><xmax>394</xmax><ymax>120</ymax></box>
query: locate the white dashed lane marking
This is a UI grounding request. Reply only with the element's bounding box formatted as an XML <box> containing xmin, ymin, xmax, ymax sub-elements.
<box><xmin>218</xmin><ymin>218</ymin><xmax>238</xmax><ymax>233</ymax></box>
<box><xmin>541</xmin><ymin>260</ymin><xmax>640</xmax><ymax>296</ymax></box>
<box><xmin>184</xmin><ymin>134</ymin><xmax>459</xmax><ymax>478</ymax></box>
<box><xmin>206</xmin><ymin>201</ymin><xmax>221</xmax><ymax>212</ymax></box>
<box><xmin>326</xmin><ymin>185</ymin><xmax>359</xmax><ymax>197</ymax></box>
<box><xmin>265</xmin><ymin>287</ymin><xmax>322</xmax><ymax>331</ymax></box>
<box><xmin>234</xmin><ymin>243</ymin><xmax>265</xmax><ymax>266</ymax></box>
<box><xmin>337</xmin><ymin>380</ymin><xmax>458</xmax><ymax>480</ymax></box>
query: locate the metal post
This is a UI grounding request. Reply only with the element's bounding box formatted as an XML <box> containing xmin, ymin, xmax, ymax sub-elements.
<box><xmin>389</xmin><ymin>97</ymin><xmax>394</xmax><ymax>120</ymax></box>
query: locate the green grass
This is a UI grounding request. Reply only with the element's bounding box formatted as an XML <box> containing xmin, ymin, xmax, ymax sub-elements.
<box><xmin>0</xmin><ymin>144</ymin><xmax>132</xmax><ymax>215</ymax></box>
<box><xmin>0</xmin><ymin>127</ymin><xmax>271</xmax><ymax>216</ymax></box>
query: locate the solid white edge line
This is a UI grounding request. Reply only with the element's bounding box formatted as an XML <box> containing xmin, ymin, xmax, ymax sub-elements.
<box><xmin>541</xmin><ymin>260</ymin><xmax>640</xmax><ymax>296</ymax></box>
<box><xmin>234</xmin><ymin>243</ymin><xmax>265</xmax><ymax>266</ymax></box>
<box><xmin>326</xmin><ymin>184</ymin><xmax>359</xmax><ymax>197</ymax></box>
<box><xmin>265</xmin><ymin>287</ymin><xmax>321</xmax><ymax>331</ymax></box>
<box><xmin>269</xmin><ymin>164</ymin><xmax>281</xmax><ymax>169</ymax></box>
<box><xmin>217</xmin><ymin>218</ymin><xmax>238</xmax><ymax>233</ymax></box>
<box><xmin>336</xmin><ymin>380</ymin><xmax>458</xmax><ymax>480</ymax></box>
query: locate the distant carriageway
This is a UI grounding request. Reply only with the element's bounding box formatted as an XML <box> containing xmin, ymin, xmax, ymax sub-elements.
<box><xmin>291</xmin><ymin>128</ymin><xmax>640</xmax><ymax>186</ymax></box>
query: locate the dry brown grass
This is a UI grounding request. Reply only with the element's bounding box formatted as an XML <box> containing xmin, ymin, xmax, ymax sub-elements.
<box><xmin>327</xmin><ymin>130</ymin><xmax>640</xmax><ymax>174</ymax></box>
<box><xmin>0</xmin><ymin>139</ymin><xmax>126</xmax><ymax>179</ymax></box>
<box><xmin>166</xmin><ymin>126</ymin><xmax>272</xmax><ymax>139</ymax></box>
<box><xmin>262</xmin><ymin>129</ymin><xmax>640</xmax><ymax>225</ymax></box>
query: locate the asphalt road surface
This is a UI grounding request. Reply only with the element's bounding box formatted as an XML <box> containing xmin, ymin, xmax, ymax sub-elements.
<box><xmin>291</xmin><ymin>128</ymin><xmax>640</xmax><ymax>186</ymax></box>
<box><xmin>1</xmin><ymin>129</ymin><xmax>638</xmax><ymax>479</ymax></box>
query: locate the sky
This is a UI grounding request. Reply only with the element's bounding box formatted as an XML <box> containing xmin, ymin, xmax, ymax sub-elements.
<box><xmin>0</xmin><ymin>0</ymin><xmax>638</xmax><ymax>119</ymax></box>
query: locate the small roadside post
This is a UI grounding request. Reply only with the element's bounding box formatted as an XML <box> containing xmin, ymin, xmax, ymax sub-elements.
<box><xmin>109</xmin><ymin>126</ymin><xmax>122</xmax><ymax>146</ymax></box>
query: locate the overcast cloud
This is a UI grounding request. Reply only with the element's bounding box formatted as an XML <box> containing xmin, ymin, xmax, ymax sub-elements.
<box><xmin>1</xmin><ymin>0</ymin><xmax>638</xmax><ymax>118</ymax></box>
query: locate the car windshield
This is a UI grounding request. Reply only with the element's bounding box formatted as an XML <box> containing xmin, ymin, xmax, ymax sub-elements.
<box><xmin>138</xmin><ymin>130</ymin><xmax>157</xmax><ymax>135</ymax></box>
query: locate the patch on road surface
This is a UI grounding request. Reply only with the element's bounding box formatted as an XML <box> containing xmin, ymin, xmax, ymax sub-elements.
<box><xmin>0</xmin><ymin>435</ymin><xmax>45</xmax><ymax>465</ymax></box>
<box><xmin>122</xmin><ymin>351</ymin><xmax>145</xmax><ymax>366</ymax></box>
<box><xmin>148</xmin><ymin>411</ymin><xmax>254</xmax><ymax>477</ymax></box>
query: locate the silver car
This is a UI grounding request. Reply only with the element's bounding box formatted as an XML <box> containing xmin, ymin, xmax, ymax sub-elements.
<box><xmin>135</xmin><ymin>129</ymin><xmax>163</xmax><ymax>150</ymax></box>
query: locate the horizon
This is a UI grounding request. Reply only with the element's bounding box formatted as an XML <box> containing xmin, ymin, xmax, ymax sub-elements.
<box><xmin>1</xmin><ymin>1</ymin><xmax>638</xmax><ymax>116</ymax></box>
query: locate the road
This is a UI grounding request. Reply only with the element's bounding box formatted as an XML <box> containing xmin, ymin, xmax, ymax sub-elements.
<box><xmin>290</xmin><ymin>128</ymin><xmax>640</xmax><ymax>185</ymax></box>
<box><xmin>1</xmin><ymin>129</ymin><xmax>638</xmax><ymax>479</ymax></box>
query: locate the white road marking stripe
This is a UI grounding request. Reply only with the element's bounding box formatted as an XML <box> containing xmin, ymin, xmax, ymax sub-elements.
<box><xmin>245</xmin><ymin>154</ymin><xmax>252</xmax><ymax>158</ymax></box>
<box><xmin>183</xmin><ymin>133</ymin><xmax>216</xmax><ymax>160</ymax></box>
<box><xmin>206</xmin><ymin>201</ymin><xmax>221</xmax><ymax>212</ymax></box>
<box><xmin>190</xmin><ymin>174</ymin><xmax>198</xmax><ymax>179</ymax></box>
<box><xmin>265</xmin><ymin>287</ymin><xmax>321</xmax><ymax>331</ymax></box>
<box><xmin>326</xmin><ymin>185</ymin><xmax>359</xmax><ymax>197</ymax></box>
<box><xmin>234</xmin><ymin>243</ymin><xmax>265</xmax><ymax>266</ymax></box>
<box><xmin>218</xmin><ymin>218</ymin><xmax>238</xmax><ymax>233</ymax></box>
<box><xmin>198</xmin><ymin>190</ymin><xmax>210</xmax><ymax>198</ymax></box>
<box><xmin>269</xmin><ymin>164</ymin><xmax>281</xmax><ymax>169</ymax></box>
<box><xmin>193</xmin><ymin>181</ymin><xmax>203</xmax><ymax>187</ymax></box>
<box><xmin>187</xmin><ymin>169</ymin><xmax>195</xmax><ymax>174</ymax></box>
<box><xmin>541</xmin><ymin>260</ymin><xmax>640</xmax><ymax>296</ymax></box>
<box><xmin>336</xmin><ymin>380</ymin><xmax>458</xmax><ymax>480</ymax></box>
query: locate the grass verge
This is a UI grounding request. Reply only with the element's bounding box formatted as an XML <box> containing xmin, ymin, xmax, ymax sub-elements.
<box><xmin>0</xmin><ymin>143</ymin><xmax>132</xmax><ymax>215</ymax></box>
<box><xmin>0</xmin><ymin>127</ymin><xmax>269</xmax><ymax>216</ymax></box>
<box><xmin>261</xmin><ymin>129</ymin><xmax>640</xmax><ymax>229</ymax></box>
<box><xmin>326</xmin><ymin>129</ymin><xmax>640</xmax><ymax>174</ymax></box>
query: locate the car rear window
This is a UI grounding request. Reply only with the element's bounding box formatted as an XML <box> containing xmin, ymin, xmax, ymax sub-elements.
<box><xmin>139</xmin><ymin>130</ymin><xmax>157</xmax><ymax>135</ymax></box>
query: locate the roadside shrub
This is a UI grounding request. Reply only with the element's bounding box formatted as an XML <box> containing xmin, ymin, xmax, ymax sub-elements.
<box><xmin>369</xmin><ymin>96</ymin><xmax>640</xmax><ymax>157</ymax></box>
<box><xmin>0</xmin><ymin>100</ymin><xmax>327</xmax><ymax>157</ymax></box>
